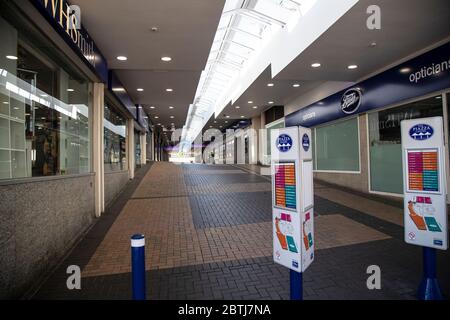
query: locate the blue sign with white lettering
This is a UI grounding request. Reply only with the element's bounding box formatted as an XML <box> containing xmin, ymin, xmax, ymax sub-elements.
<box><xmin>276</xmin><ymin>134</ymin><xmax>293</xmax><ymax>152</ymax></box>
<box><xmin>409</xmin><ymin>124</ymin><xmax>434</xmax><ymax>140</ymax></box>
<box><xmin>302</xmin><ymin>134</ymin><xmax>310</xmax><ymax>151</ymax></box>
<box><xmin>286</xmin><ymin>42</ymin><xmax>450</xmax><ymax>128</ymax></box>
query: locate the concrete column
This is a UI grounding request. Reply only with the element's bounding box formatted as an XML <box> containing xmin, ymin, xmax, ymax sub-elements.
<box><xmin>92</xmin><ymin>83</ymin><xmax>105</xmax><ymax>217</ymax></box>
<box><xmin>127</xmin><ymin>119</ymin><xmax>135</xmax><ymax>179</ymax></box>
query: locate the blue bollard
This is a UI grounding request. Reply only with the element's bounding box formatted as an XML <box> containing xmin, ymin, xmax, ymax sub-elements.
<box><xmin>131</xmin><ymin>234</ymin><xmax>146</xmax><ymax>300</ymax></box>
<box><xmin>418</xmin><ymin>247</ymin><xmax>442</xmax><ymax>300</ymax></box>
<box><xmin>290</xmin><ymin>270</ymin><xmax>303</xmax><ymax>300</ymax></box>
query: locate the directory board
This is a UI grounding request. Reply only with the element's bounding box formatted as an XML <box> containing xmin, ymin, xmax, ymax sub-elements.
<box><xmin>271</xmin><ymin>126</ymin><xmax>314</xmax><ymax>272</ymax></box>
<box><xmin>401</xmin><ymin>117</ymin><xmax>448</xmax><ymax>250</ymax></box>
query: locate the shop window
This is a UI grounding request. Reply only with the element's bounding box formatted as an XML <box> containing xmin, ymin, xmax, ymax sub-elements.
<box><xmin>315</xmin><ymin>117</ymin><xmax>359</xmax><ymax>171</ymax></box>
<box><xmin>265</xmin><ymin>119</ymin><xmax>285</xmax><ymax>164</ymax></box>
<box><xmin>104</xmin><ymin>103</ymin><xmax>126</xmax><ymax>172</ymax></box>
<box><xmin>0</xmin><ymin>15</ymin><xmax>91</xmax><ymax>180</ymax></box>
<box><xmin>368</xmin><ymin>95</ymin><xmax>443</xmax><ymax>194</ymax></box>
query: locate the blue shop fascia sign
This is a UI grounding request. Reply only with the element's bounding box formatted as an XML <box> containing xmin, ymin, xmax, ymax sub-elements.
<box><xmin>286</xmin><ymin>42</ymin><xmax>450</xmax><ymax>128</ymax></box>
<box><xmin>31</xmin><ymin>0</ymin><xmax>108</xmax><ymax>83</ymax></box>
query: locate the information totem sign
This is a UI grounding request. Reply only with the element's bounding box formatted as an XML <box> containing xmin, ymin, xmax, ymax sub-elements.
<box><xmin>401</xmin><ymin>117</ymin><xmax>448</xmax><ymax>250</ymax></box>
<box><xmin>271</xmin><ymin>126</ymin><xmax>314</xmax><ymax>272</ymax></box>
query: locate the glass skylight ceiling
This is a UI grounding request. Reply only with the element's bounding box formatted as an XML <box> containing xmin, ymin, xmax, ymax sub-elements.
<box><xmin>181</xmin><ymin>0</ymin><xmax>317</xmax><ymax>145</ymax></box>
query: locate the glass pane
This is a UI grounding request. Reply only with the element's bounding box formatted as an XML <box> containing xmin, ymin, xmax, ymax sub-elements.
<box><xmin>316</xmin><ymin>117</ymin><xmax>359</xmax><ymax>171</ymax></box>
<box><xmin>0</xmin><ymin>13</ymin><xmax>91</xmax><ymax>180</ymax></box>
<box><xmin>266</xmin><ymin>120</ymin><xmax>285</xmax><ymax>163</ymax></box>
<box><xmin>104</xmin><ymin>103</ymin><xmax>127</xmax><ymax>172</ymax></box>
<box><xmin>369</xmin><ymin>95</ymin><xmax>443</xmax><ymax>194</ymax></box>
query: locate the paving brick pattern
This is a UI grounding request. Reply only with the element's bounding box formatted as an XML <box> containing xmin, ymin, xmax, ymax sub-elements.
<box><xmin>32</xmin><ymin>162</ymin><xmax>450</xmax><ymax>300</ymax></box>
<box><xmin>189</xmin><ymin>191</ymin><xmax>272</xmax><ymax>228</ymax></box>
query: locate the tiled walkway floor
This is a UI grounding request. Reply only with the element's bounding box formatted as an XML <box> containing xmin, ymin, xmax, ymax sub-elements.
<box><xmin>33</xmin><ymin>162</ymin><xmax>450</xmax><ymax>300</ymax></box>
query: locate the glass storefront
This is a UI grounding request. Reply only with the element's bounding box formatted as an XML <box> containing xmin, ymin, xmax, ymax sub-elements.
<box><xmin>265</xmin><ymin>119</ymin><xmax>284</xmax><ymax>164</ymax></box>
<box><xmin>368</xmin><ymin>95</ymin><xmax>443</xmax><ymax>194</ymax></box>
<box><xmin>0</xmin><ymin>13</ymin><xmax>91</xmax><ymax>180</ymax></box>
<box><xmin>104</xmin><ymin>103</ymin><xmax>126</xmax><ymax>172</ymax></box>
<box><xmin>135</xmin><ymin>131</ymin><xmax>141</xmax><ymax>167</ymax></box>
<box><xmin>314</xmin><ymin>117</ymin><xmax>359</xmax><ymax>171</ymax></box>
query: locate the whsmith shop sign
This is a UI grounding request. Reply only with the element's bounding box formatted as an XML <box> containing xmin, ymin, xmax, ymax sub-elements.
<box><xmin>286</xmin><ymin>42</ymin><xmax>450</xmax><ymax>128</ymax></box>
<box><xmin>32</xmin><ymin>0</ymin><xmax>108</xmax><ymax>83</ymax></box>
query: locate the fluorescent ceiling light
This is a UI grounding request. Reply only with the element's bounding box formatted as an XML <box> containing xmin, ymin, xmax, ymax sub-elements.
<box><xmin>6</xmin><ymin>55</ymin><xmax>18</xmax><ymax>60</ymax></box>
<box><xmin>113</xmin><ymin>88</ymin><xmax>125</xmax><ymax>92</ymax></box>
<box><xmin>117</xmin><ymin>56</ymin><xmax>127</xmax><ymax>61</ymax></box>
<box><xmin>311</xmin><ymin>63</ymin><xmax>321</xmax><ymax>68</ymax></box>
<box><xmin>347</xmin><ymin>65</ymin><xmax>358</xmax><ymax>70</ymax></box>
<box><xmin>161</xmin><ymin>56</ymin><xmax>172</xmax><ymax>62</ymax></box>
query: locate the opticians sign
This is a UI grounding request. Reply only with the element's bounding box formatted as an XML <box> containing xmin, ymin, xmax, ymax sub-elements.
<box><xmin>286</xmin><ymin>42</ymin><xmax>450</xmax><ymax>128</ymax></box>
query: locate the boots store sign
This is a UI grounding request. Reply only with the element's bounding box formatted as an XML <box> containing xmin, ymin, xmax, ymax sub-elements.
<box><xmin>286</xmin><ymin>42</ymin><xmax>450</xmax><ymax>128</ymax></box>
<box><xmin>32</xmin><ymin>0</ymin><xmax>108</xmax><ymax>83</ymax></box>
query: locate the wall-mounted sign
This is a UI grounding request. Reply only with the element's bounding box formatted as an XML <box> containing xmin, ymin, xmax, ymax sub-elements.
<box><xmin>32</xmin><ymin>0</ymin><xmax>108</xmax><ymax>82</ymax></box>
<box><xmin>401</xmin><ymin>117</ymin><xmax>448</xmax><ymax>250</ymax></box>
<box><xmin>286</xmin><ymin>42</ymin><xmax>450</xmax><ymax>128</ymax></box>
<box><xmin>341</xmin><ymin>88</ymin><xmax>362</xmax><ymax>114</ymax></box>
<box><xmin>271</xmin><ymin>126</ymin><xmax>314</xmax><ymax>272</ymax></box>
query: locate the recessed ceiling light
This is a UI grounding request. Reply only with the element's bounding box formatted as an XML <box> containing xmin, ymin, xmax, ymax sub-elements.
<box><xmin>116</xmin><ymin>56</ymin><xmax>127</xmax><ymax>61</ymax></box>
<box><xmin>435</xmin><ymin>96</ymin><xmax>442</xmax><ymax>99</ymax></box>
<box><xmin>347</xmin><ymin>65</ymin><xmax>358</xmax><ymax>70</ymax></box>
<box><xmin>137</xmin><ymin>88</ymin><xmax>144</xmax><ymax>92</ymax></box>
<box><xmin>150</xmin><ymin>106</ymin><xmax>155</xmax><ymax>109</ymax></box>
<box><xmin>219</xmin><ymin>126</ymin><xmax>223</xmax><ymax>128</ymax></box>
<box><xmin>240</xmin><ymin>115</ymin><xmax>244</xmax><ymax>118</ymax></box>
<box><xmin>253</xmin><ymin>106</ymin><xmax>258</xmax><ymax>109</ymax></box>
<box><xmin>41</xmin><ymin>117</ymin><xmax>46</xmax><ymax>120</ymax></box>
<box><xmin>6</xmin><ymin>55</ymin><xmax>18</xmax><ymax>60</ymax></box>
<box><xmin>154</xmin><ymin>116</ymin><xmax>159</xmax><ymax>119</ymax></box>
<box><xmin>157</xmin><ymin>123</ymin><xmax>161</xmax><ymax>125</ymax></box>
<box><xmin>169</xmin><ymin>106</ymin><xmax>174</xmax><ymax>109</ymax></box>
<box><xmin>161</xmin><ymin>56</ymin><xmax>172</xmax><ymax>62</ymax></box>
<box><xmin>67</xmin><ymin>88</ymin><xmax>75</xmax><ymax>92</ymax></box>
<box><xmin>166</xmin><ymin>88</ymin><xmax>173</xmax><ymax>92</ymax></box>
<box><xmin>247</xmin><ymin>101</ymin><xmax>253</xmax><ymax>104</ymax></box>
<box><xmin>209</xmin><ymin>126</ymin><xmax>213</xmax><ymax>128</ymax></box>
<box><xmin>214</xmin><ymin>121</ymin><xmax>217</xmax><ymax>123</ymax></box>
<box><xmin>170</xmin><ymin>116</ymin><xmax>174</xmax><ymax>119</ymax></box>
<box><xmin>13</xmin><ymin>107</ymin><xmax>19</xmax><ymax>110</ymax></box>
<box><xmin>235</xmin><ymin>106</ymin><xmax>240</xmax><ymax>109</ymax></box>
<box><xmin>268</xmin><ymin>101</ymin><xmax>274</xmax><ymax>104</ymax></box>
<box><xmin>267</xmin><ymin>83</ymin><xmax>274</xmax><ymax>87</ymax></box>
<box><xmin>369</xmin><ymin>41</ymin><xmax>377</xmax><ymax>47</ymax></box>
<box><xmin>113</xmin><ymin>87</ymin><xmax>125</xmax><ymax>92</ymax></box>
<box><xmin>311</xmin><ymin>63</ymin><xmax>321</xmax><ymax>68</ymax></box>
<box><xmin>225</xmin><ymin>121</ymin><xmax>228</xmax><ymax>123</ymax></box>
<box><xmin>292</xmin><ymin>83</ymin><xmax>300</xmax><ymax>87</ymax></box>
<box><xmin>40</xmin><ymin>94</ymin><xmax>48</xmax><ymax>97</ymax></box>
<box><xmin>226</xmin><ymin>115</ymin><xmax>230</xmax><ymax>118</ymax></box>
<box><xmin>2</xmin><ymin>101</ymin><xmax>8</xmax><ymax>104</ymax></box>
<box><xmin>400</xmin><ymin>67</ymin><xmax>412</xmax><ymax>74</ymax></box>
